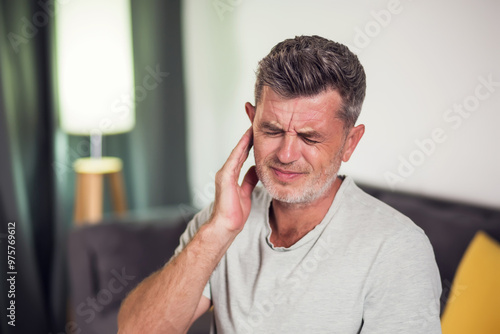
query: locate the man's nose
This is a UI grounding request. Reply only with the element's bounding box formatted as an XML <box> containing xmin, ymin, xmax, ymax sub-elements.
<box><xmin>276</xmin><ymin>134</ymin><xmax>301</xmax><ymax>164</ymax></box>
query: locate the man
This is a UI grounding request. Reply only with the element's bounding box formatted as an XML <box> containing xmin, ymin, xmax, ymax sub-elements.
<box><xmin>118</xmin><ymin>35</ymin><xmax>442</xmax><ymax>333</ymax></box>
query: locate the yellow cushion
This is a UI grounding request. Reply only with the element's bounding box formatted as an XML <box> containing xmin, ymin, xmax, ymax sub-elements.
<box><xmin>441</xmin><ymin>231</ymin><xmax>500</xmax><ymax>334</ymax></box>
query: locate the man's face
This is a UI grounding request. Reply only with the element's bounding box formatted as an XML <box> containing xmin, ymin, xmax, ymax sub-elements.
<box><xmin>247</xmin><ymin>86</ymin><xmax>362</xmax><ymax>205</ymax></box>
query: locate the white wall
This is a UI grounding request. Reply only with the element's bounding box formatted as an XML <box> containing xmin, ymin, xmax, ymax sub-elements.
<box><xmin>182</xmin><ymin>0</ymin><xmax>500</xmax><ymax>209</ymax></box>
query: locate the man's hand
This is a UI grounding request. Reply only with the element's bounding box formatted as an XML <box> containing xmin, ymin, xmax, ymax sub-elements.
<box><xmin>118</xmin><ymin>127</ymin><xmax>259</xmax><ymax>334</ymax></box>
<box><xmin>210</xmin><ymin>127</ymin><xmax>259</xmax><ymax>233</ymax></box>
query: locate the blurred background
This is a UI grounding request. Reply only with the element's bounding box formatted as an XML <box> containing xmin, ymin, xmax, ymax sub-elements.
<box><xmin>0</xmin><ymin>0</ymin><xmax>499</xmax><ymax>333</ymax></box>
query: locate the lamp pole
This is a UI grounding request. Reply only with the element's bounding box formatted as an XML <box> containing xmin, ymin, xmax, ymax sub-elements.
<box><xmin>90</xmin><ymin>132</ymin><xmax>102</xmax><ymax>159</ymax></box>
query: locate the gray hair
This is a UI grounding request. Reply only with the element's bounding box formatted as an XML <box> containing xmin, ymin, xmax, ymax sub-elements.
<box><xmin>254</xmin><ymin>35</ymin><xmax>366</xmax><ymax>129</ymax></box>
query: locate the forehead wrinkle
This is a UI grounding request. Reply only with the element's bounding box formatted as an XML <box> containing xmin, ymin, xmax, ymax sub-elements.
<box><xmin>287</xmin><ymin>110</ymin><xmax>295</xmax><ymax>132</ymax></box>
<box><xmin>265</xmin><ymin>99</ymin><xmax>296</xmax><ymax>130</ymax></box>
<box><xmin>267</xmin><ymin>100</ymin><xmax>285</xmax><ymax>121</ymax></box>
<box><xmin>263</xmin><ymin>96</ymin><xmax>332</xmax><ymax>135</ymax></box>
<box><xmin>302</xmin><ymin>110</ymin><xmax>321</xmax><ymax>123</ymax></box>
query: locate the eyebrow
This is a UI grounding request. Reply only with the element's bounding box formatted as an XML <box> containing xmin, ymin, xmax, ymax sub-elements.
<box><xmin>298</xmin><ymin>129</ymin><xmax>323</xmax><ymax>139</ymax></box>
<box><xmin>260</xmin><ymin>121</ymin><xmax>283</xmax><ymax>131</ymax></box>
<box><xmin>259</xmin><ymin>121</ymin><xmax>324</xmax><ymax>139</ymax></box>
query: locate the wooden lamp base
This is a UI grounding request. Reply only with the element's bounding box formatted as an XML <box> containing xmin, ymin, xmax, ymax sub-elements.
<box><xmin>73</xmin><ymin>157</ymin><xmax>127</xmax><ymax>225</ymax></box>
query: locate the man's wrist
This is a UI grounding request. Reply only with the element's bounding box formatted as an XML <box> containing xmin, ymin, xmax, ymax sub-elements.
<box><xmin>202</xmin><ymin>216</ymin><xmax>241</xmax><ymax>249</ymax></box>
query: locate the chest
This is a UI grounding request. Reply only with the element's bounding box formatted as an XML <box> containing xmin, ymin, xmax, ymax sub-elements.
<box><xmin>209</xmin><ymin>235</ymin><xmax>371</xmax><ymax>333</ymax></box>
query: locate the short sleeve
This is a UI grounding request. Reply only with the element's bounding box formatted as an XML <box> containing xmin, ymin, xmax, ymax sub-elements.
<box><xmin>171</xmin><ymin>203</ymin><xmax>214</xmax><ymax>300</ymax></box>
<box><xmin>361</xmin><ymin>229</ymin><xmax>442</xmax><ymax>334</ymax></box>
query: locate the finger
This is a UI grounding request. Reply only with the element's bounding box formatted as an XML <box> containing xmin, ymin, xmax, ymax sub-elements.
<box><xmin>223</xmin><ymin>127</ymin><xmax>253</xmax><ymax>174</ymax></box>
<box><xmin>236</xmin><ymin>128</ymin><xmax>253</xmax><ymax>172</ymax></box>
<box><xmin>240</xmin><ymin>166</ymin><xmax>259</xmax><ymax>198</ymax></box>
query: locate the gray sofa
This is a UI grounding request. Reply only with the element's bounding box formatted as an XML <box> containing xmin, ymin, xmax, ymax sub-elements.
<box><xmin>67</xmin><ymin>185</ymin><xmax>500</xmax><ymax>333</ymax></box>
<box><xmin>67</xmin><ymin>208</ymin><xmax>211</xmax><ymax>334</ymax></box>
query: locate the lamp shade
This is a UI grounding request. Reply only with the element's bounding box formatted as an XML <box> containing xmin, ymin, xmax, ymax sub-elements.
<box><xmin>55</xmin><ymin>0</ymin><xmax>135</xmax><ymax>135</ymax></box>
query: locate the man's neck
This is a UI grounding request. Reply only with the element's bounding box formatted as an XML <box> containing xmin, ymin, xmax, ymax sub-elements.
<box><xmin>268</xmin><ymin>177</ymin><xmax>343</xmax><ymax>248</ymax></box>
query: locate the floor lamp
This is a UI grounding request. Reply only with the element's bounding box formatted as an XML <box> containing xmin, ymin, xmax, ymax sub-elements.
<box><xmin>54</xmin><ymin>0</ymin><xmax>136</xmax><ymax>225</ymax></box>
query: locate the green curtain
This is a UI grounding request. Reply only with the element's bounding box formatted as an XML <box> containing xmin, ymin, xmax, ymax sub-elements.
<box><xmin>0</xmin><ymin>0</ymin><xmax>189</xmax><ymax>333</ymax></box>
<box><xmin>0</xmin><ymin>1</ymin><xmax>53</xmax><ymax>333</ymax></box>
<box><xmin>126</xmin><ymin>0</ymin><xmax>190</xmax><ymax>210</ymax></box>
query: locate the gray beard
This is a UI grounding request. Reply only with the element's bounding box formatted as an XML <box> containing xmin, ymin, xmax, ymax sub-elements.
<box><xmin>255</xmin><ymin>161</ymin><xmax>340</xmax><ymax>205</ymax></box>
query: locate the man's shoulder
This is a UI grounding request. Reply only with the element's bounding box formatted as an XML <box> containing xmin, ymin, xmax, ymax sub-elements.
<box><xmin>339</xmin><ymin>176</ymin><xmax>425</xmax><ymax>238</ymax></box>
<box><xmin>338</xmin><ymin>177</ymin><xmax>437</xmax><ymax>276</ymax></box>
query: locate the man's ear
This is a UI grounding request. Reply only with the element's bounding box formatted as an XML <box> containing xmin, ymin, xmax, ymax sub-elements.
<box><xmin>342</xmin><ymin>124</ymin><xmax>365</xmax><ymax>162</ymax></box>
<box><xmin>245</xmin><ymin>102</ymin><xmax>256</xmax><ymax>124</ymax></box>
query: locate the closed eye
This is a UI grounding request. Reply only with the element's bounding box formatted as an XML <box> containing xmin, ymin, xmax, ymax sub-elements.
<box><xmin>259</xmin><ymin>122</ymin><xmax>284</xmax><ymax>136</ymax></box>
<box><xmin>300</xmin><ymin>136</ymin><xmax>320</xmax><ymax>145</ymax></box>
<box><xmin>264</xmin><ymin>130</ymin><xmax>283</xmax><ymax>136</ymax></box>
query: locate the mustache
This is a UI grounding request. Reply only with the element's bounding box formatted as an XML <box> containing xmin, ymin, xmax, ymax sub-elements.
<box><xmin>265</xmin><ymin>158</ymin><xmax>311</xmax><ymax>173</ymax></box>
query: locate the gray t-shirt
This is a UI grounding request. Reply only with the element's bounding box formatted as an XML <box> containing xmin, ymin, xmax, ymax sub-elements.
<box><xmin>175</xmin><ymin>176</ymin><xmax>442</xmax><ymax>333</ymax></box>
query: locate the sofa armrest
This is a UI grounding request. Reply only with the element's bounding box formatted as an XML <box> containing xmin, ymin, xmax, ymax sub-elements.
<box><xmin>66</xmin><ymin>211</ymin><xmax>202</xmax><ymax>333</ymax></box>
